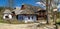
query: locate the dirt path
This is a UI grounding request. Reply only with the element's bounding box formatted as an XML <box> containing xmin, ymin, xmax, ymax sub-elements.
<box><xmin>0</xmin><ymin>23</ymin><xmax>60</xmax><ymax>29</ymax></box>
<box><xmin>0</xmin><ymin>23</ymin><xmax>39</xmax><ymax>29</ymax></box>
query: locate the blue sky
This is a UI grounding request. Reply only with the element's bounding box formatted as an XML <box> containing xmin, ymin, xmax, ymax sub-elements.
<box><xmin>0</xmin><ymin>0</ymin><xmax>45</xmax><ymax>8</ymax></box>
<box><xmin>0</xmin><ymin>0</ymin><xmax>8</xmax><ymax>7</ymax></box>
<box><xmin>0</xmin><ymin>0</ymin><xmax>60</xmax><ymax>11</ymax></box>
<box><xmin>0</xmin><ymin>0</ymin><xmax>38</xmax><ymax>7</ymax></box>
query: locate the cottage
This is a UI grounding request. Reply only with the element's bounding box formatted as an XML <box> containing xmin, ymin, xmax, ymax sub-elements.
<box><xmin>3</xmin><ymin>9</ymin><xmax>12</xmax><ymax>19</ymax></box>
<box><xmin>12</xmin><ymin>4</ymin><xmax>37</xmax><ymax>23</ymax></box>
<box><xmin>24</xmin><ymin>4</ymin><xmax>47</xmax><ymax>20</ymax></box>
<box><xmin>17</xmin><ymin>10</ymin><xmax>37</xmax><ymax>22</ymax></box>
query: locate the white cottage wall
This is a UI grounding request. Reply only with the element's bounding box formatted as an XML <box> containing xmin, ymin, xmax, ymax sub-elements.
<box><xmin>33</xmin><ymin>16</ymin><xmax>37</xmax><ymax>21</ymax></box>
<box><xmin>23</xmin><ymin>15</ymin><xmax>37</xmax><ymax>23</ymax></box>
<box><xmin>3</xmin><ymin>15</ymin><xmax>5</xmax><ymax>19</ymax></box>
<box><xmin>9</xmin><ymin>14</ymin><xmax>12</xmax><ymax>19</ymax></box>
<box><xmin>3</xmin><ymin>14</ymin><xmax>8</xmax><ymax>19</ymax></box>
<box><xmin>3</xmin><ymin>14</ymin><xmax>12</xmax><ymax>19</ymax></box>
<box><xmin>24</xmin><ymin>16</ymin><xmax>29</xmax><ymax>23</ymax></box>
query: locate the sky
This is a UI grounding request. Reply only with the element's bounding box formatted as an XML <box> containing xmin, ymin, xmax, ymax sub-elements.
<box><xmin>0</xmin><ymin>0</ymin><xmax>37</xmax><ymax>7</ymax></box>
<box><xmin>0</xmin><ymin>0</ymin><xmax>60</xmax><ymax>11</ymax></box>
<box><xmin>0</xmin><ymin>0</ymin><xmax>45</xmax><ymax>8</ymax></box>
<box><xmin>0</xmin><ymin>0</ymin><xmax>8</xmax><ymax>7</ymax></box>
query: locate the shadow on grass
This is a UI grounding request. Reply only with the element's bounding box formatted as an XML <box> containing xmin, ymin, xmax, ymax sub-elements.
<box><xmin>56</xmin><ymin>19</ymin><xmax>60</xmax><ymax>25</ymax></box>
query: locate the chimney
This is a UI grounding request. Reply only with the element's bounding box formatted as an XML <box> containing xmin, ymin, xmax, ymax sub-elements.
<box><xmin>21</xmin><ymin>3</ymin><xmax>26</xmax><ymax>10</ymax></box>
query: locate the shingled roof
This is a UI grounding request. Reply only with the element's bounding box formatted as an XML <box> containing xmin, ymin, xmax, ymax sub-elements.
<box><xmin>20</xmin><ymin>9</ymin><xmax>35</xmax><ymax>14</ymax></box>
<box><xmin>22</xmin><ymin>4</ymin><xmax>43</xmax><ymax>12</ymax></box>
<box><xmin>13</xmin><ymin>9</ymin><xmax>35</xmax><ymax>15</ymax></box>
<box><xmin>3</xmin><ymin>9</ymin><xmax>11</xmax><ymax>14</ymax></box>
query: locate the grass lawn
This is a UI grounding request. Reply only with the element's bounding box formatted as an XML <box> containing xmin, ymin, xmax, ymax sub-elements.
<box><xmin>0</xmin><ymin>15</ymin><xmax>5</xmax><ymax>23</ymax></box>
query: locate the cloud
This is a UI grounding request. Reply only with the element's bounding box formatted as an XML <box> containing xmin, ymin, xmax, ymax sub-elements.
<box><xmin>57</xmin><ymin>4</ymin><xmax>60</xmax><ymax>12</ymax></box>
<box><xmin>36</xmin><ymin>2</ymin><xmax>40</xmax><ymax>4</ymax></box>
<box><xmin>35</xmin><ymin>2</ymin><xmax>46</xmax><ymax>9</ymax></box>
<box><xmin>36</xmin><ymin>2</ymin><xmax>41</xmax><ymax>5</ymax></box>
<box><xmin>57</xmin><ymin>4</ymin><xmax>60</xmax><ymax>8</ymax></box>
<box><xmin>36</xmin><ymin>2</ymin><xmax>45</xmax><ymax>6</ymax></box>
